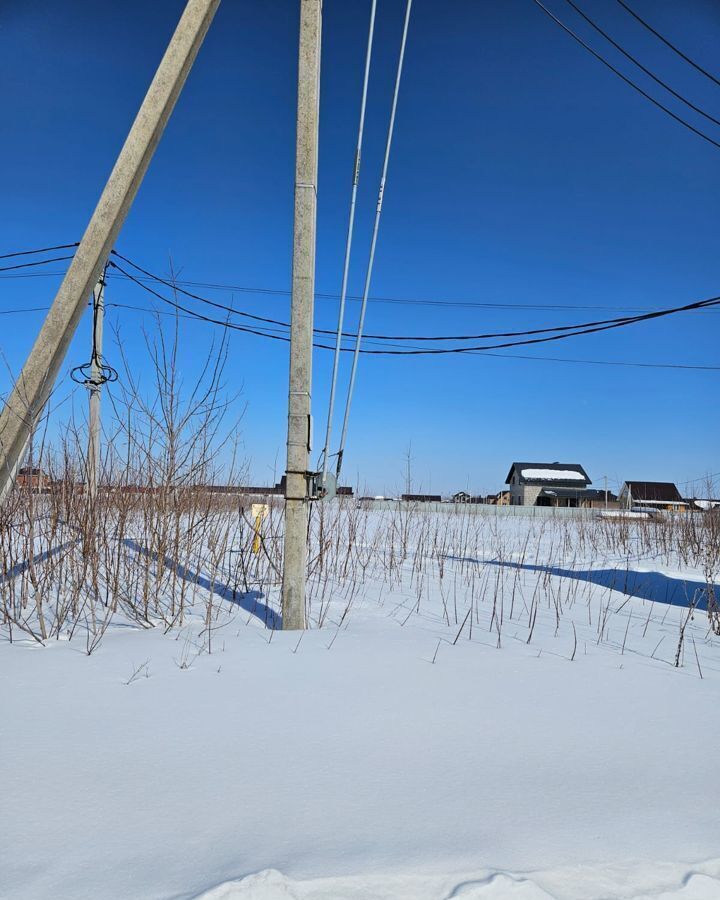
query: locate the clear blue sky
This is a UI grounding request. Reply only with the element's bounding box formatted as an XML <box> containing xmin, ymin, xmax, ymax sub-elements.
<box><xmin>1</xmin><ymin>0</ymin><xmax>718</xmax><ymax>496</ymax></box>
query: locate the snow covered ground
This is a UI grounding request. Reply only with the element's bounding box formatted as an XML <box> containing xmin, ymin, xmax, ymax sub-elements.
<box><xmin>2</xmin><ymin>507</ymin><xmax>719</xmax><ymax>899</ymax></box>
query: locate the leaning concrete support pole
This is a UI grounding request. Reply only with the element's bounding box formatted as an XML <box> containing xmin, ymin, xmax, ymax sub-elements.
<box><xmin>282</xmin><ymin>0</ymin><xmax>322</xmax><ymax>630</ymax></box>
<box><xmin>0</xmin><ymin>0</ymin><xmax>221</xmax><ymax>502</ymax></box>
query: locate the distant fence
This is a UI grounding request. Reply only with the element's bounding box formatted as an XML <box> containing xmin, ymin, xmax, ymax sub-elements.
<box><xmin>354</xmin><ymin>500</ymin><xmax>597</xmax><ymax>519</ymax></box>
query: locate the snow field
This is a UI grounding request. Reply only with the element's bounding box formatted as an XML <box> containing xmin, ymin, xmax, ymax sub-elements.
<box><xmin>2</xmin><ymin>505</ymin><xmax>719</xmax><ymax>899</ymax></box>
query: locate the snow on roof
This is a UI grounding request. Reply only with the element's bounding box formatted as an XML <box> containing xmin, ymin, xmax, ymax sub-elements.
<box><xmin>521</xmin><ymin>468</ymin><xmax>586</xmax><ymax>481</ymax></box>
<box><xmin>506</xmin><ymin>462</ymin><xmax>591</xmax><ymax>485</ymax></box>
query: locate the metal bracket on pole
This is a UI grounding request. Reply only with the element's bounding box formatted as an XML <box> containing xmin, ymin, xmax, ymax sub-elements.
<box><xmin>313</xmin><ymin>469</ymin><xmax>336</xmax><ymax>500</ymax></box>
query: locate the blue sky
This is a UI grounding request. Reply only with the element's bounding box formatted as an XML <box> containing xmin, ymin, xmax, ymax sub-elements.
<box><xmin>1</xmin><ymin>0</ymin><xmax>718</xmax><ymax>496</ymax></box>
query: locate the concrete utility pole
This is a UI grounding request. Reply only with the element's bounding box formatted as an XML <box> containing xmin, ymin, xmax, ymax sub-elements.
<box><xmin>0</xmin><ymin>0</ymin><xmax>220</xmax><ymax>502</ymax></box>
<box><xmin>282</xmin><ymin>0</ymin><xmax>322</xmax><ymax>630</ymax></box>
<box><xmin>87</xmin><ymin>270</ymin><xmax>106</xmax><ymax>503</ymax></box>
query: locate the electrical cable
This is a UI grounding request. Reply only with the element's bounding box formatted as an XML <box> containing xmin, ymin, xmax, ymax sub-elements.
<box><xmin>615</xmin><ymin>0</ymin><xmax>720</xmax><ymax>89</ymax></box>
<box><xmin>0</xmin><ymin>242</ymin><xmax>79</xmax><ymax>260</ymax></box>
<box><xmin>69</xmin><ymin>265</ymin><xmax>119</xmax><ymax>387</ymax></box>
<box><xmin>111</xmin><ymin>256</ymin><xmax>720</xmax><ymax>354</ymax></box>
<box><xmin>530</xmin><ymin>0</ymin><xmax>720</xmax><ymax>151</ymax></box>
<box><xmin>335</xmin><ymin>0</ymin><xmax>414</xmax><ymax>478</ymax></box>
<box><xmin>110</xmin><ymin>250</ymin><xmax>292</xmax><ymax>329</ymax></box>
<box><xmin>563</xmin><ymin>0</ymin><xmax>720</xmax><ymax>127</ymax></box>
<box><xmin>464</xmin><ymin>350</ymin><xmax>720</xmax><ymax>371</ymax></box>
<box><xmin>0</xmin><ymin>255</ymin><xmax>76</xmax><ymax>273</ymax></box>
<box><xmin>3</xmin><ymin>257</ymin><xmax>720</xmax><ymax>316</ymax></box>
<box><xmin>85</xmin><ymin>295</ymin><xmax>720</xmax><ymax>369</ymax></box>
<box><xmin>104</xmin><ymin>302</ymin><xmax>718</xmax><ymax>368</ymax></box>
<box><xmin>4</xmin><ymin>245</ymin><xmax>719</xmax><ymax>347</ymax></box>
<box><xmin>320</xmin><ymin>0</ymin><xmax>377</xmax><ymax>482</ymax></box>
<box><xmin>0</xmin><ymin>287</ymin><xmax>714</xmax><ymax>371</ymax></box>
<box><xmin>115</xmin><ymin>250</ymin><xmax>685</xmax><ymax>341</ymax></box>
<box><xmin>349</xmin><ymin>293</ymin><xmax>720</xmax><ymax>354</ymax></box>
<box><xmin>107</xmin><ymin>260</ymin><xmax>298</xmax><ymax>344</ymax></box>
<box><xmin>0</xmin><ymin>306</ymin><xmax>52</xmax><ymax>315</ymax></box>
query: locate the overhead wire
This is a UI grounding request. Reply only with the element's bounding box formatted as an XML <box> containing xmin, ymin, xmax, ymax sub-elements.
<box><xmin>3</xmin><ymin>243</ymin><xmax>720</xmax><ymax>348</ymax></box>
<box><xmin>0</xmin><ymin>255</ymin><xmax>76</xmax><ymax>273</ymax></box>
<box><xmin>615</xmin><ymin>0</ymin><xmax>720</xmax><ymax>89</ymax></box>
<box><xmin>69</xmin><ymin>263</ymin><xmax>118</xmax><ymax>387</ymax></box>
<box><xmin>110</xmin><ymin>250</ymin><xmax>291</xmax><ymax>329</ymax></box>
<box><xmin>100</xmin><ymin>261</ymin><xmax>720</xmax><ymax>355</ymax></box>
<box><xmin>562</xmin><ymin>0</ymin><xmax>720</xmax><ymax>128</ymax></box>
<box><xmin>467</xmin><ymin>350</ymin><xmax>720</xmax><ymax>371</ymax></box>
<box><xmin>116</xmin><ymin>246</ymin><xmax>702</xmax><ymax>342</ymax></box>
<box><xmin>0</xmin><ymin>241</ymin><xmax>79</xmax><ymax>260</ymax></box>
<box><xmin>107</xmin><ymin>260</ymin><xmax>297</xmax><ymax>344</ymax></box>
<box><xmin>320</xmin><ymin>0</ymin><xmax>377</xmax><ymax>483</ymax></box>
<box><xmin>335</xmin><ymin>0</ymin><xmax>413</xmax><ymax>478</ymax></box>
<box><xmin>0</xmin><ymin>306</ymin><xmax>52</xmax><ymax>315</ymax></box>
<box><xmin>132</xmin><ymin>294</ymin><xmax>720</xmax><ymax>369</ymax></box>
<box><xmin>530</xmin><ymin>0</ymin><xmax>720</xmax><ymax>151</ymax></box>
<box><xmin>346</xmin><ymin>293</ymin><xmax>720</xmax><ymax>354</ymax></box>
<box><xmin>2</xmin><ymin>255</ymin><xmax>720</xmax><ymax>316</ymax></box>
<box><xmin>0</xmin><ymin>272</ymin><xmax>716</xmax><ymax>371</ymax></box>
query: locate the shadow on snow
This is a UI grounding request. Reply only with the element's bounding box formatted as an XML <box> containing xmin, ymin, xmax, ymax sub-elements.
<box><xmin>0</xmin><ymin>541</ymin><xmax>78</xmax><ymax>582</ymax></box>
<box><xmin>123</xmin><ymin>538</ymin><xmax>281</xmax><ymax>629</ymax></box>
<box><xmin>446</xmin><ymin>556</ymin><xmax>715</xmax><ymax>611</ymax></box>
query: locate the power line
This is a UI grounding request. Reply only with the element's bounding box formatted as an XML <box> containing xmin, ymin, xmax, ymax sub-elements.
<box><xmin>563</xmin><ymin>0</ymin><xmax>720</xmax><ymax>128</ymax></box>
<box><xmin>467</xmin><ymin>349</ymin><xmax>720</xmax><ymax>371</ymax></box>
<box><xmin>678</xmin><ymin>470</ymin><xmax>720</xmax><ymax>488</ymax></box>
<box><xmin>0</xmin><ymin>292</ymin><xmax>713</xmax><ymax>371</ymax></box>
<box><xmin>3</xmin><ymin>246</ymin><xmax>720</xmax><ymax>346</ymax></box>
<box><xmin>100</xmin><ymin>303</ymin><xmax>720</xmax><ymax>368</ymax></box>
<box><xmin>348</xmin><ymin>293</ymin><xmax>720</xmax><ymax>354</ymax></box>
<box><xmin>321</xmin><ymin>0</ymin><xmax>378</xmax><ymax>480</ymax></box>
<box><xmin>110</xmin><ymin>251</ymin><xmax>291</xmax><ymax>328</ymax></box>
<box><xmin>112</xmin><ymin>250</ymin><xmax>720</xmax><ymax>343</ymax></box>
<box><xmin>0</xmin><ymin>306</ymin><xmax>52</xmax><ymax>315</ymax></box>
<box><xmin>0</xmin><ymin>242</ymin><xmax>79</xmax><ymax>260</ymax></box>
<box><xmin>335</xmin><ymin>0</ymin><xmax>414</xmax><ymax>479</ymax></box>
<box><xmin>3</xmin><ymin>259</ymin><xmax>720</xmax><ymax>316</ymax></box>
<box><xmin>0</xmin><ymin>255</ymin><xmax>76</xmax><ymax>273</ymax></box>
<box><xmin>530</xmin><ymin>0</ymin><xmax>720</xmax><ymax>151</ymax></box>
<box><xmin>108</xmin><ymin>299</ymin><xmax>720</xmax><ymax>369</ymax></box>
<box><xmin>110</xmin><ymin>257</ymin><xmax>720</xmax><ymax>363</ymax></box>
<box><xmin>106</xmin><ymin>260</ymin><xmax>296</xmax><ymax>344</ymax></box>
<box><xmin>615</xmin><ymin>0</ymin><xmax>720</xmax><ymax>89</ymax></box>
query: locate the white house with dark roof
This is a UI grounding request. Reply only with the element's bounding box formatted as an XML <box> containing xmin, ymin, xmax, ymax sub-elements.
<box><xmin>505</xmin><ymin>462</ymin><xmax>591</xmax><ymax>507</ymax></box>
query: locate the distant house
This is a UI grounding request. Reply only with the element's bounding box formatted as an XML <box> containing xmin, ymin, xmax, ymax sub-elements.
<box><xmin>505</xmin><ymin>462</ymin><xmax>591</xmax><ymax>507</ymax></box>
<box><xmin>17</xmin><ymin>467</ymin><xmax>49</xmax><ymax>492</ymax></box>
<box><xmin>452</xmin><ymin>491</ymin><xmax>483</xmax><ymax>504</ymax></box>
<box><xmin>619</xmin><ymin>481</ymin><xmax>687</xmax><ymax>512</ymax></box>
<box><xmin>401</xmin><ymin>493</ymin><xmax>442</xmax><ymax>503</ymax></box>
<box><xmin>581</xmin><ymin>489</ymin><xmax>618</xmax><ymax>510</ymax></box>
<box><xmin>687</xmin><ymin>497</ymin><xmax>720</xmax><ymax>512</ymax></box>
<box><xmin>496</xmin><ymin>490</ymin><xmax>511</xmax><ymax>506</ymax></box>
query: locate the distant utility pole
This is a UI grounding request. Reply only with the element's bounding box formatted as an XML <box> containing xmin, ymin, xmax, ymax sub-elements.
<box><xmin>0</xmin><ymin>0</ymin><xmax>220</xmax><ymax>503</ymax></box>
<box><xmin>604</xmin><ymin>474</ymin><xmax>608</xmax><ymax>509</ymax></box>
<box><xmin>282</xmin><ymin>0</ymin><xmax>322</xmax><ymax>630</ymax></box>
<box><xmin>87</xmin><ymin>270</ymin><xmax>106</xmax><ymax>503</ymax></box>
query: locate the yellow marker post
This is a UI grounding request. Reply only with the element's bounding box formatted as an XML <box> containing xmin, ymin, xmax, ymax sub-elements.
<box><xmin>251</xmin><ymin>503</ymin><xmax>269</xmax><ymax>554</ymax></box>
